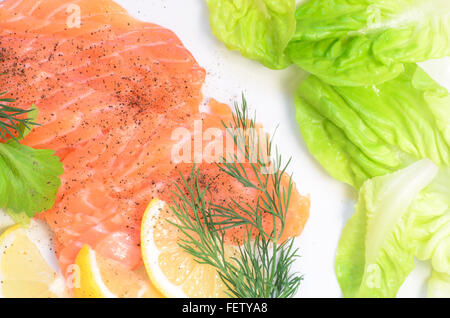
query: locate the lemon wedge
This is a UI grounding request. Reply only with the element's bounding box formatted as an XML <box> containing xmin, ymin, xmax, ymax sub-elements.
<box><xmin>0</xmin><ymin>220</ymin><xmax>68</xmax><ymax>298</ymax></box>
<box><xmin>141</xmin><ymin>198</ymin><xmax>229</xmax><ymax>298</ymax></box>
<box><xmin>74</xmin><ymin>244</ymin><xmax>163</xmax><ymax>298</ymax></box>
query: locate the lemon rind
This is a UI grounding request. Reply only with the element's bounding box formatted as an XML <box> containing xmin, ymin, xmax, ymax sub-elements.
<box><xmin>141</xmin><ymin>198</ymin><xmax>188</xmax><ymax>298</ymax></box>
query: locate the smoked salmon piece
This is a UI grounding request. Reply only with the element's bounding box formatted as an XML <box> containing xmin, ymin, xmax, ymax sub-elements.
<box><xmin>0</xmin><ymin>0</ymin><xmax>309</xmax><ymax>276</ymax></box>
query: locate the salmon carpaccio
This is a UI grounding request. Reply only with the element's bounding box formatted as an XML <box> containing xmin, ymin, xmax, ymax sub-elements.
<box><xmin>0</xmin><ymin>0</ymin><xmax>309</xmax><ymax>275</ymax></box>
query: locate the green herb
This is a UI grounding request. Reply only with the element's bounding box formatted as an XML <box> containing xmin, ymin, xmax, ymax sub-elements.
<box><xmin>169</xmin><ymin>96</ymin><xmax>302</xmax><ymax>298</ymax></box>
<box><xmin>0</xmin><ymin>87</ymin><xmax>63</xmax><ymax>218</ymax></box>
<box><xmin>0</xmin><ymin>92</ymin><xmax>39</xmax><ymax>141</ymax></box>
<box><xmin>0</xmin><ymin>140</ymin><xmax>64</xmax><ymax>218</ymax></box>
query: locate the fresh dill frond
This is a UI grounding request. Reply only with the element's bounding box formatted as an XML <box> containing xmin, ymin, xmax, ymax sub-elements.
<box><xmin>169</xmin><ymin>95</ymin><xmax>303</xmax><ymax>298</ymax></box>
<box><xmin>0</xmin><ymin>91</ymin><xmax>38</xmax><ymax>141</ymax></box>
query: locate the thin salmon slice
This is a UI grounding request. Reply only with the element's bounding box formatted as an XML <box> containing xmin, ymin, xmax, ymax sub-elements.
<box><xmin>0</xmin><ymin>0</ymin><xmax>309</xmax><ymax>277</ymax></box>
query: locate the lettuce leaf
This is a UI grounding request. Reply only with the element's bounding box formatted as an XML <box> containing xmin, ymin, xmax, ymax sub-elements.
<box><xmin>206</xmin><ymin>0</ymin><xmax>296</xmax><ymax>69</ymax></box>
<box><xmin>0</xmin><ymin>141</ymin><xmax>64</xmax><ymax>218</ymax></box>
<box><xmin>295</xmin><ymin>64</ymin><xmax>450</xmax><ymax>188</ymax></box>
<box><xmin>295</xmin><ymin>65</ymin><xmax>450</xmax><ymax>297</ymax></box>
<box><xmin>428</xmin><ymin>271</ymin><xmax>450</xmax><ymax>298</ymax></box>
<box><xmin>286</xmin><ymin>0</ymin><xmax>450</xmax><ymax>86</ymax></box>
<box><xmin>409</xmin><ymin>168</ymin><xmax>450</xmax><ymax>297</ymax></box>
<box><xmin>336</xmin><ymin>159</ymin><xmax>438</xmax><ymax>297</ymax></box>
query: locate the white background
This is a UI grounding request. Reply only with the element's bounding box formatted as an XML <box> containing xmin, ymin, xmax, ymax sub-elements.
<box><xmin>111</xmin><ymin>0</ymin><xmax>450</xmax><ymax>297</ymax></box>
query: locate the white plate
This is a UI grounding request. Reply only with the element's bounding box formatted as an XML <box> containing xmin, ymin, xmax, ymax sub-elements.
<box><xmin>0</xmin><ymin>0</ymin><xmax>447</xmax><ymax>298</ymax></box>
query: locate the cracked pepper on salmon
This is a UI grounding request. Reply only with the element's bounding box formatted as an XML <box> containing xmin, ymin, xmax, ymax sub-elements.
<box><xmin>0</xmin><ymin>0</ymin><xmax>309</xmax><ymax>276</ymax></box>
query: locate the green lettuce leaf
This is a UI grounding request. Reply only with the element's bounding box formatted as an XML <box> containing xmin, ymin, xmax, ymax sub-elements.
<box><xmin>336</xmin><ymin>159</ymin><xmax>438</xmax><ymax>297</ymax></box>
<box><xmin>409</xmin><ymin>168</ymin><xmax>450</xmax><ymax>297</ymax></box>
<box><xmin>295</xmin><ymin>64</ymin><xmax>450</xmax><ymax>188</ymax></box>
<box><xmin>286</xmin><ymin>0</ymin><xmax>450</xmax><ymax>86</ymax></box>
<box><xmin>428</xmin><ymin>271</ymin><xmax>450</xmax><ymax>298</ymax></box>
<box><xmin>206</xmin><ymin>0</ymin><xmax>296</xmax><ymax>69</ymax></box>
<box><xmin>0</xmin><ymin>141</ymin><xmax>64</xmax><ymax>218</ymax></box>
<box><xmin>295</xmin><ymin>64</ymin><xmax>450</xmax><ymax>297</ymax></box>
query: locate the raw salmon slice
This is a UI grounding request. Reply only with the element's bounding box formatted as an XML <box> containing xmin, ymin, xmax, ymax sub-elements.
<box><xmin>0</xmin><ymin>0</ymin><xmax>309</xmax><ymax>277</ymax></box>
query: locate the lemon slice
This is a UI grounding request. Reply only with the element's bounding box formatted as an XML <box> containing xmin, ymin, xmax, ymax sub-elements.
<box><xmin>0</xmin><ymin>220</ymin><xmax>68</xmax><ymax>298</ymax></box>
<box><xmin>141</xmin><ymin>198</ymin><xmax>229</xmax><ymax>298</ymax></box>
<box><xmin>74</xmin><ymin>244</ymin><xmax>163</xmax><ymax>298</ymax></box>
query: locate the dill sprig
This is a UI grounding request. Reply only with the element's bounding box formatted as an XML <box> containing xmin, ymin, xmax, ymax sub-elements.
<box><xmin>0</xmin><ymin>91</ymin><xmax>38</xmax><ymax>141</ymax></box>
<box><xmin>169</xmin><ymin>96</ymin><xmax>302</xmax><ymax>298</ymax></box>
